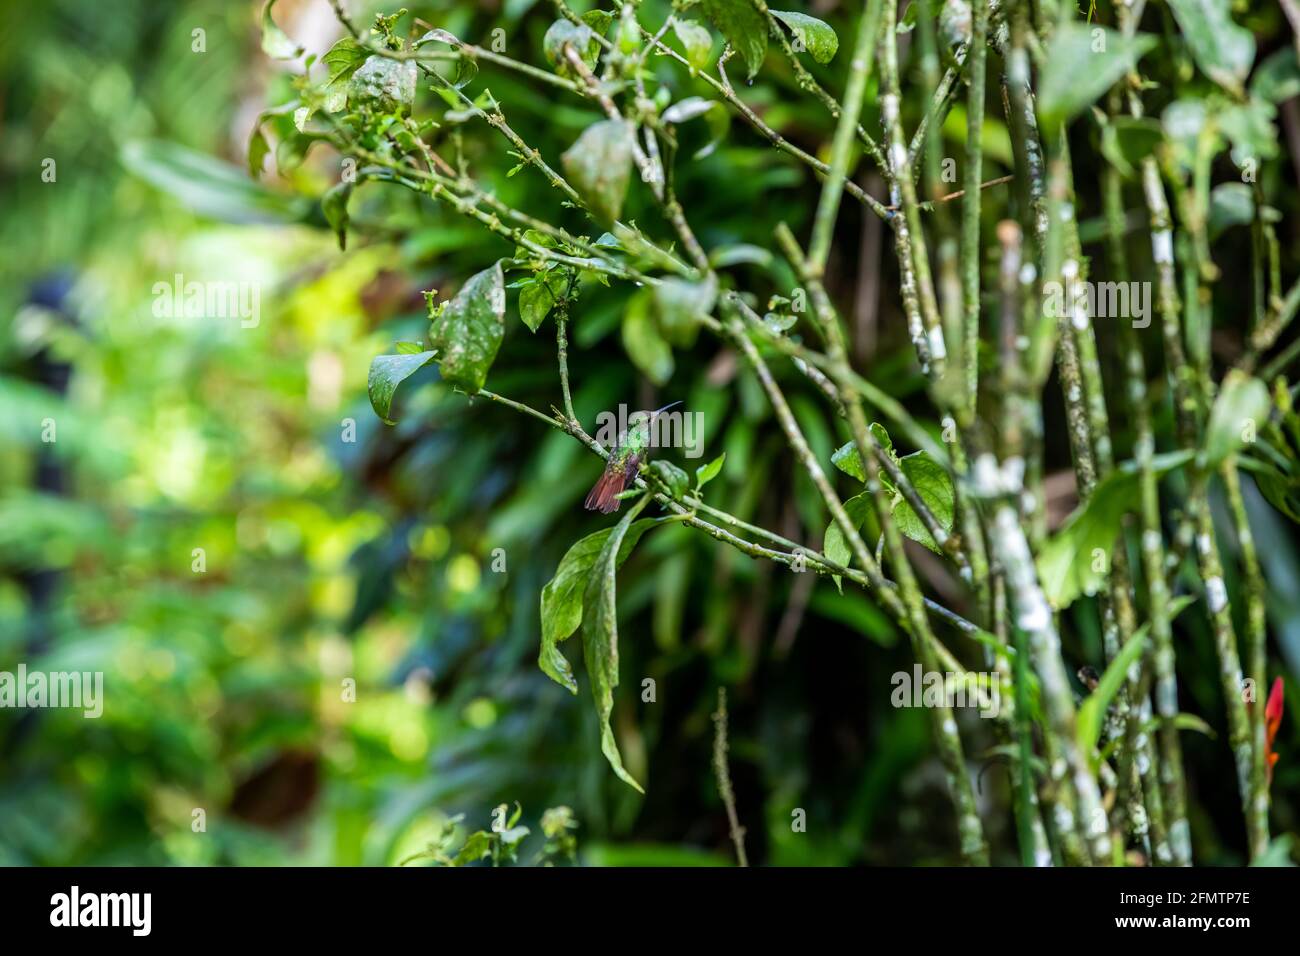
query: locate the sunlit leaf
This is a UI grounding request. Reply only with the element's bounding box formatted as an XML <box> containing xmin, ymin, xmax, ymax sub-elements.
<box><xmin>770</xmin><ymin>10</ymin><xmax>838</xmax><ymax>63</ymax></box>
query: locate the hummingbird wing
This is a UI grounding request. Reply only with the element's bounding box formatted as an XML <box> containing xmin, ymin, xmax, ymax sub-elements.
<box><xmin>583</xmin><ymin>455</ymin><xmax>640</xmax><ymax>514</ymax></box>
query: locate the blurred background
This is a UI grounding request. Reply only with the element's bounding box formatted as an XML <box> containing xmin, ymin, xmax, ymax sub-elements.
<box><xmin>1</xmin><ymin>0</ymin><xmax>1297</xmax><ymax>865</ymax></box>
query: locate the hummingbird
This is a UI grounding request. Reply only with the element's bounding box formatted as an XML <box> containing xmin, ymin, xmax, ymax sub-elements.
<box><xmin>584</xmin><ymin>402</ymin><xmax>681</xmax><ymax>514</ymax></box>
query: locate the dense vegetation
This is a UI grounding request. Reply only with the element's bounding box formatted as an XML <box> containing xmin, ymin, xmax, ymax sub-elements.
<box><xmin>3</xmin><ymin>0</ymin><xmax>1299</xmax><ymax>866</ymax></box>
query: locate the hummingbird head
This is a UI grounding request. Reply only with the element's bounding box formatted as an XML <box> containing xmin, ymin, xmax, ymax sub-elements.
<box><xmin>626</xmin><ymin>402</ymin><xmax>681</xmax><ymax>430</ymax></box>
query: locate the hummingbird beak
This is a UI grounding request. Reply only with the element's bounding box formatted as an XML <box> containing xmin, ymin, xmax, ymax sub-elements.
<box><xmin>650</xmin><ymin>400</ymin><xmax>682</xmax><ymax>419</ymax></box>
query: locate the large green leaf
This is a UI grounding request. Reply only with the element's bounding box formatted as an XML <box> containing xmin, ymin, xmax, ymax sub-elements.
<box><xmin>1037</xmin><ymin>25</ymin><xmax>1156</xmax><ymax>127</ymax></box>
<box><xmin>770</xmin><ymin>11</ymin><xmax>838</xmax><ymax>63</ymax></box>
<box><xmin>1205</xmin><ymin>371</ymin><xmax>1271</xmax><ymax>466</ymax></box>
<box><xmin>698</xmin><ymin>0</ymin><xmax>769</xmax><ymax>80</ymax></box>
<box><xmin>561</xmin><ymin>119</ymin><xmax>635</xmax><ymax>223</ymax></box>
<box><xmin>1168</xmin><ymin>0</ymin><xmax>1255</xmax><ymax>94</ymax></box>
<box><xmin>538</xmin><ymin>517</ymin><xmax>663</xmax><ymax>692</ymax></box>
<box><xmin>428</xmin><ymin>262</ymin><xmax>506</xmax><ymax>394</ymax></box>
<box><xmin>581</xmin><ymin>496</ymin><xmax>652</xmax><ymax>792</ymax></box>
<box><xmin>367</xmin><ymin>350</ymin><xmax>438</xmax><ymax>425</ymax></box>
<box><xmin>1036</xmin><ymin>451</ymin><xmax>1194</xmax><ymax>609</ymax></box>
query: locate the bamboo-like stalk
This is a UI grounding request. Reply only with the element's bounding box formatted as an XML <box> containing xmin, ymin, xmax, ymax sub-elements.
<box><xmin>1222</xmin><ymin>462</ymin><xmax>1271</xmax><ymax>858</ymax></box>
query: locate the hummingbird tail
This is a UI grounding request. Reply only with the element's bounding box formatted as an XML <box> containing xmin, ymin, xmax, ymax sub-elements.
<box><xmin>584</xmin><ymin>469</ymin><xmax>627</xmax><ymax>514</ymax></box>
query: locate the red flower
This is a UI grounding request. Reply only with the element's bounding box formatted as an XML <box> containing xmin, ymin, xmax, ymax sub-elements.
<box><xmin>1265</xmin><ymin>677</ymin><xmax>1284</xmax><ymax>786</ymax></box>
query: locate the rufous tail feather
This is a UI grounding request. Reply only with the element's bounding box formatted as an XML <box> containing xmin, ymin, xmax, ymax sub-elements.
<box><xmin>584</xmin><ymin>469</ymin><xmax>626</xmax><ymax>513</ymax></box>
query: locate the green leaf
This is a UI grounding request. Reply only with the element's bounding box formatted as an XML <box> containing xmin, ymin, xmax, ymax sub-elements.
<box><xmin>1218</xmin><ymin>100</ymin><xmax>1279</xmax><ymax>166</ymax></box>
<box><xmin>699</xmin><ymin>0</ymin><xmax>768</xmax><ymax>81</ymax></box>
<box><xmin>1168</xmin><ymin>0</ymin><xmax>1255</xmax><ymax>94</ymax></box>
<box><xmin>1037</xmin><ymin>25</ymin><xmax>1155</xmax><ymax>127</ymax></box>
<box><xmin>581</xmin><ymin>10</ymin><xmax>615</xmax><ymax>35</ymax></box>
<box><xmin>770</xmin><ymin>11</ymin><xmax>838</xmax><ymax>63</ymax></box>
<box><xmin>518</xmin><ymin>268</ymin><xmax>569</xmax><ymax>332</ymax></box>
<box><xmin>823</xmin><ymin>493</ymin><xmax>873</xmax><ymax>592</ymax></box>
<box><xmin>1099</xmin><ymin>116</ymin><xmax>1162</xmax><ymax>179</ymax></box>
<box><xmin>1036</xmin><ymin>451</ymin><xmax>1194</xmax><ymax>609</ymax></box>
<box><xmin>582</xmin><ymin>496</ymin><xmax>652</xmax><ymax>792</ymax></box>
<box><xmin>1208</xmin><ymin>183</ymin><xmax>1254</xmax><ymax>239</ymax></box>
<box><xmin>831</xmin><ymin>440</ymin><xmax>868</xmax><ymax>482</ymax></box>
<box><xmin>622</xmin><ymin>290</ymin><xmax>674</xmax><ymax>385</ymax></box>
<box><xmin>672</xmin><ymin>19</ymin><xmax>714</xmax><ymax>72</ymax></box>
<box><xmin>1077</xmin><ymin>631</ymin><xmax>1148</xmax><ymax>762</ymax></box>
<box><xmin>429</xmin><ymin>263</ymin><xmax>506</xmax><ymax>395</ymax></box>
<box><xmin>323</xmin><ymin>37</ymin><xmax>368</xmax><ymax>86</ymax></box>
<box><xmin>544</xmin><ymin>20</ymin><xmax>601</xmax><ymax>75</ymax></box>
<box><xmin>367</xmin><ymin>350</ymin><xmax>438</xmax><ymax>425</ymax></box>
<box><xmin>650</xmin><ymin>460</ymin><xmax>689</xmax><ymax>499</ymax></box>
<box><xmin>695</xmin><ymin>452</ymin><xmax>726</xmax><ymax>492</ymax></box>
<box><xmin>1205</xmin><ymin>371</ymin><xmax>1271</xmax><ymax>466</ymax></box>
<box><xmin>321</xmin><ymin>181</ymin><xmax>353</xmax><ymax>250</ymax></box>
<box><xmin>1251</xmin><ymin>48</ymin><xmax>1300</xmax><ymax>103</ymax></box>
<box><xmin>652</xmin><ymin>276</ymin><xmax>716</xmax><ymax>347</ymax></box>
<box><xmin>539</xmin><ymin>518</ymin><xmax>664</xmax><ymax>693</ymax></box>
<box><xmin>247</xmin><ymin>124</ymin><xmax>271</xmax><ymax>178</ymax></box>
<box><xmin>561</xmin><ymin>119</ymin><xmax>635</xmax><ymax>223</ymax></box>
<box><xmin>892</xmin><ymin>452</ymin><xmax>955</xmax><ymax>553</ymax></box>
<box><xmin>260</xmin><ymin>0</ymin><xmax>303</xmax><ymax>60</ymax></box>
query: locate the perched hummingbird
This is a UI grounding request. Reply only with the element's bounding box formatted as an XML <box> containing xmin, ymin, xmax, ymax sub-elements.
<box><xmin>584</xmin><ymin>402</ymin><xmax>681</xmax><ymax>514</ymax></box>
